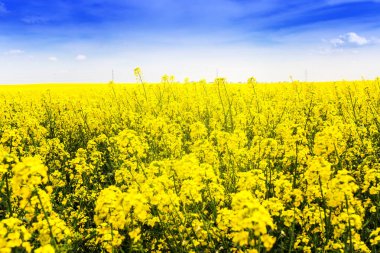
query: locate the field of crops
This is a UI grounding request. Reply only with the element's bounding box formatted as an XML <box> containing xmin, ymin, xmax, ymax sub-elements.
<box><xmin>1</xmin><ymin>78</ymin><xmax>380</xmax><ymax>252</ymax></box>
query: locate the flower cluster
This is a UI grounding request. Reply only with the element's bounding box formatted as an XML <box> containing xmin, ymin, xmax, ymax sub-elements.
<box><xmin>1</xmin><ymin>79</ymin><xmax>380</xmax><ymax>252</ymax></box>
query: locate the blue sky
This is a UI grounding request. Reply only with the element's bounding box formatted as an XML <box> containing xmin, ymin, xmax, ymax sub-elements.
<box><xmin>1</xmin><ymin>0</ymin><xmax>380</xmax><ymax>83</ymax></box>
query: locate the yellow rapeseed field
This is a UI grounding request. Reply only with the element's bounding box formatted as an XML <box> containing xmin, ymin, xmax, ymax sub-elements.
<box><xmin>1</xmin><ymin>76</ymin><xmax>380</xmax><ymax>252</ymax></box>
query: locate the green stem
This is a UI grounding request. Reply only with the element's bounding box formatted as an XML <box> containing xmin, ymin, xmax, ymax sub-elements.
<box><xmin>2</xmin><ymin>172</ymin><xmax>13</xmax><ymax>217</ymax></box>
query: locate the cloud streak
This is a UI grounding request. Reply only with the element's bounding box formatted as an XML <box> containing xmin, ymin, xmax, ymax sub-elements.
<box><xmin>1</xmin><ymin>1</ymin><xmax>380</xmax><ymax>48</ymax></box>
<box><xmin>21</xmin><ymin>15</ymin><xmax>50</xmax><ymax>24</ymax></box>
<box><xmin>326</xmin><ymin>0</ymin><xmax>380</xmax><ymax>5</ymax></box>
<box><xmin>0</xmin><ymin>0</ymin><xmax>379</xmax><ymax>44</ymax></box>
<box><xmin>4</xmin><ymin>49</ymin><xmax>24</xmax><ymax>55</ymax></box>
<box><xmin>0</xmin><ymin>0</ymin><xmax>380</xmax><ymax>83</ymax></box>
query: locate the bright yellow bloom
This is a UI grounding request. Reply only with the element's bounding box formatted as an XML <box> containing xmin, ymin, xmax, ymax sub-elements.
<box><xmin>34</xmin><ymin>244</ymin><xmax>55</xmax><ymax>253</ymax></box>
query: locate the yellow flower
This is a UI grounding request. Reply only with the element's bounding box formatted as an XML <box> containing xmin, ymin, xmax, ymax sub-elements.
<box><xmin>370</xmin><ymin>228</ymin><xmax>380</xmax><ymax>246</ymax></box>
<box><xmin>34</xmin><ymin>244</ymin><xmax>55</xmax><ymax>253</ymax></box>
<box><xmin>94</xmin><ymin>186</ymin><xmax>126</xmax><ymax>230</ymax></box>
<box><xmin>0</xmin><ymin>218</ymin><xmax>31</xmax><ymax>253</ymax></box>
<box><xmin>128</xmin><ymin>228</ymin><xmax>141</xmax><ymax>243</ymax></box>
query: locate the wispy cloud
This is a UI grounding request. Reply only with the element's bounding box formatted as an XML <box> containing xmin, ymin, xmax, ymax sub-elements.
<box><xmin>1</xmin><ymin>0</ymin><xmax>380</xmax><ymax>46</ymax></box>
<box><xmin>4</xmin><ymin>49</ymin><xmax>24</xmax><ymax>55</ymax></box>
<box><xmin>326</xmin><ymin>0</ymin><xmax>380</xmax><ymax>5</ymax></box>
<box><xmin>21</xmin><ymin>16</ymin><xmax>50</xmax><ymax>24</ymax></box>
<box><xmin>330</xmin><ymin>32</ymin><xmax>370</xmax><ymax>47</ymax></box>
<box><xmin>236</xmin><ymin>1</ymin><xmax>380</xmax><ymax>36</ymax></box>
<box><xmin>76</xmin><ymin>54</ymin><xmax>87</xmax><ymax>61</ymax></box>
<box><xmin>48</xmin><ymin>56</ymin><xmax>58</xmax><ymax>62</ymax></box>
<box><xmin>0</xmin><ymin>1</ymin><xmax>7</xmax><ymax>14</ymax></box>
<box><xmin>1</xmin><ymin>0</ymin><xmax>380</xmax><ymax>83</ymax></box>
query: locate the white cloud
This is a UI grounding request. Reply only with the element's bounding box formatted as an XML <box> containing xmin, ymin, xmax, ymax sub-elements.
<box><xmin>346</xmin><ymin>32</ymin><xmax>369</xmax><ymax>45</ymax></box>
<box><xmin>4</xmin><ymin>49</ymin><xmax>24</xmax><ymax>55</ymax></box>
<box><xmin>330</xmin><ymin>32</ymin><xmax>369</xmax><ymax>47</ymax></box>
<box><xmin>76</xmin><ymin>54</ymin><xmax>87</xmax><ymax>61</ymax></box>
<box><xmin>48</xmin><ymin>56</ymin><xmax>58</xmax><ymax>62</ymax></box>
